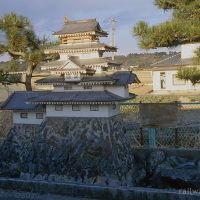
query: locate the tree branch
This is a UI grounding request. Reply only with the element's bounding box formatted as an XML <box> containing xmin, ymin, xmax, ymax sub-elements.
<box><xmin>7</xmin><ymin>49</ymin><xmax>25</xmax><ymax>58</ymax></box>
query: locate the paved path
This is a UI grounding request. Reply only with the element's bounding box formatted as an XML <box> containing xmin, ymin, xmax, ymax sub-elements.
<box><xmin>0</xmin><ymin>189</ymin><xmax>97</xmax><ymax>200</ymax></box>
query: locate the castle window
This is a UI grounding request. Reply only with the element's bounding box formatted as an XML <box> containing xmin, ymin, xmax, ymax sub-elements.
<box><xmin>84</xmin><ymin>86</ymin><xmax>92</xmax><ymax>90</ymax></box>
<box><xmin>72</xmin><ymin>105</ymin><xmax>80</xmax><ymax>111</ymax></box>
<box><xmin>64</xmin><ymin>85</ymin><xmax>72</xmax><ymax>90</ymax></box>
<box><xmin>90</xmin><ymin>105</ymin><xmax>99</xmax><ymax>111</ymax></box>
<box><xmin>20</xmin><ymin>113</ymin><xmax>28</xmax><ymax>118</ymax></box>
<box><xmin>55</xmin><ymin>105</ymin><xmax>63</xmax><ymax>111</ymax></box>
<box><xmin>36</xmin><ymin>113</ymin><xmax>44</xmax><ymax>119</ymax></box>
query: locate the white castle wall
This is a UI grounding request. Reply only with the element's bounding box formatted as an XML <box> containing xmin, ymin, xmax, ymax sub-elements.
<box><xmin>106</xmin><ymin>86</ymin><xmax>129</xmax><ymax>98</ymax></box>
<box><xmin>53</xmin><ymin>85</ymin><xmax>129</xmax><ymax>98</ymax></box>
<box><xmin>46</xmin><ymin>104</ymin><xmax>120</xmax><ymax>118</ymax></box>
<box><xmin>53</xmin><ymin>85</ymin><xmax>104</xmax><ymax>92</ymax></box>
<box><xmin>13</xmin><ymin>112</ymin><xmax>46</xmax><ymax>124</ymax></box>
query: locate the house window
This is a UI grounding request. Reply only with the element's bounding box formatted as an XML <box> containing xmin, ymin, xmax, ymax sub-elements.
<box><xmin>20</xmin><ymin>113</ymin><xmax>28</xmax><ymax>118</ymax></box>
<box><xmin>36</xmin><ymin>113</ymin><xmax>44</xmax><ymax>119</ymax></box>
<box><xmin>55</xmin><ymin>105</ymin><xmax>63</xmax><ymax>111</ymax></box>
<box><xmin>90</xmin><ymin>105</ymin><xmax>99</xmax><ymax>111</ymax></box>
<box><xmin>72</xmin><ymin>105</ymin><xmax>80</xmax><ymax>111</ymax></box>
<box><xmin>64</xmin><ymin>85</ymin><xmax>72</xmax><ymax>90</ymax></box>
<box><xmin>172</xmin><ymin>74</ymin><xmax>186</xmax><ymax>85</ymax></box>
<box><xmin>84</xmin><ymin>85</ymin><xmax>92</xmax><ymax>90</ymax></box>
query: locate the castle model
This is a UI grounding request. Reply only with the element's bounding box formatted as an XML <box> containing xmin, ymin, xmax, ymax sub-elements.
<box><xmin>1</xmin><ymin>17</ymin><xmax>140</xmax><ymax>124</ymax></box>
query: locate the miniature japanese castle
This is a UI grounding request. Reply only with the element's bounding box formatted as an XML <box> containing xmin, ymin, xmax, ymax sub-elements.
<box><xmin>1</xmin><ymin>17</ymin><xmax>140</xmax><ymax>124</ymax></box>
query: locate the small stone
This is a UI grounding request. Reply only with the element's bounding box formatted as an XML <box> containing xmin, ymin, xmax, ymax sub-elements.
<box><xmin>147</xmin><ymin>150</ymin><xmax>165</xmax><ymax>175</ymax></box>
<box><xmin>20</xmin><ymin>172</ymin><xmax>31</xmax><ymax>180</ymax></box>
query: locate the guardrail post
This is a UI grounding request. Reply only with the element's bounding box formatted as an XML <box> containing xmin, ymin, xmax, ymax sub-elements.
<box><xmin>148</xmin><ymin>128</ymin><xmax>156</xmax><ymax>147</ymax></box>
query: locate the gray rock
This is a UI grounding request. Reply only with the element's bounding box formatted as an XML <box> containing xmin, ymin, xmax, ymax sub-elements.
<box><xmin>132</xmin><ymin>168</ymin><xmax>146</xmax><ymax>186</ymax></box>
<box><xmin>166</xmin><ymin>156</ymin><xmax>187</xmax><ymax>167</ymax></box>
<box><xmin>20</xmin><ymin>172</ymin><xmax>32</xmax><ymax>180</ymax></box>
<box><xmin>155</xmin><ymin>161</ymin><xmax>173</xmax><ymax>174</ymax></box>
<box><xmin>176</xmin><ymin>161</ymin><xmax>196</xmax><ymax>169</ymax></box>
<box><xmin>147</xmin><ymin>150</ymin><xmax>165</xmax><ymax>175</ymax></box>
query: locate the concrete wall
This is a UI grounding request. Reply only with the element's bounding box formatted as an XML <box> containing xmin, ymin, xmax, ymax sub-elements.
<box><xmin>13</xmin><ymin>112</ymin><xmax>45</xmax><ymax>124</ymax></box>
<box><xmin>46</xmin><ymin>104</ymin><xmax>120</xmax><ymax>118</ymax></box>
<box><xmin>0</xmin><ymin>177</ymin><xmax>199</xmax><ymax>200</ymax></box>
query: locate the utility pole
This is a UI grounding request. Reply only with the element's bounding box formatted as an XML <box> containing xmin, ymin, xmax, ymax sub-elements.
<box><xmin>111</xmin><ymin>18</ymin><xmax>116</xmax><ymax>60</ymax></box>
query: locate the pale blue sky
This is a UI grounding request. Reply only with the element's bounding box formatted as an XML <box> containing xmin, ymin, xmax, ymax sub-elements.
<box><xmin>0</xmin><ymin>0</ymin><xmax>175</xmax><ymax>57</ymax></box>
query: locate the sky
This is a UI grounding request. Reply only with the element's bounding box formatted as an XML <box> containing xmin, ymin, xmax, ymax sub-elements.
<box><xmin>0</xmin><ymin>0</ymin><xmax>175</xmax><ymax>59</ymax></box>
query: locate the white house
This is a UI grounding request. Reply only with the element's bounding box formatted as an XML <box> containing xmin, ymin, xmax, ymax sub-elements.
<box><xmin>152</xmin><ymin>43</ymin><xmax>200</xmax><ymax>93</ymax></box>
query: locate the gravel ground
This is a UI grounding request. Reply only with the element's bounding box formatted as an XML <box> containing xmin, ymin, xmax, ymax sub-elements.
<box><xmin>0</xmin><ymin>189</ymin><xmax>97</xmax><ymax>200</ymax></box>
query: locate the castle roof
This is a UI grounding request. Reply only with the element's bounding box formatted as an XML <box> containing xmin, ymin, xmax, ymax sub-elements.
<box><xmin>41</xmin><ymin>57</ymin><xmax>121</xmax><ymax>71</ymax></box>
<box><xmin>36</xmin><ymin>71</ymin><xmax>140</xmax><ymax>86</ymax></box>
<box><xmin>45</xmin><ymin>42</ymin><xmax>117</xmax><ymax>54</ymax></box>
<box><xmin>27</xmin><ymin>91</ymin><xmax>134</xmax><ymax>105</ymax></box>
<box><xmin>53</xmin><ymin>19</ymin><xmax>108</xmax><ymax>37</ymax></box>
<box><xmin>0</xmin><ymin>91</ymin><xmax>48</xmax><ymax>111</ymax></box>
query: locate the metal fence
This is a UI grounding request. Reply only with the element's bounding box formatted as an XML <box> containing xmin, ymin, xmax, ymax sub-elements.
<box><xmin>120</xmin><ymin>102</ymin><xmax>200</xmax><ymax>148</ymax></box>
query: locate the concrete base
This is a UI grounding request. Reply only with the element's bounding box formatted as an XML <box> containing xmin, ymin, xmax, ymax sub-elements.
<box><xmin>0</xmin><ymin>177</ymin><xmax>199</xmax><ymax>200</ymax></box>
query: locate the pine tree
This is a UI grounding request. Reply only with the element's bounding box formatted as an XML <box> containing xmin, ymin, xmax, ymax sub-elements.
<box><xmin>0</xmin><ymin>13</ymin><xmax>58</xmax><ymax>91</ymax></box>
<box><xmin>133</xmin><ymin>0</ymin><xmax>200</xmax><ymax>49</ymax></box>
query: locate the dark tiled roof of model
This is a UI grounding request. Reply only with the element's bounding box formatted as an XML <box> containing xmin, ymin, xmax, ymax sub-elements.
<box><xmin>53</xmin><ymin>19</ymin><xmax>108</xmax><ymax>36</ymax></box>
<box><xmin>36</xmin><ymin>71</ymin><xmax>140</xmax><ymax>85</ymax></box>
<box><xmin>151</xmin><ymin>53</ymin><xmax>194</xmax><ymax>69</ymax></box>
<box><xmin>27</xmin><ymin>91</ymin><xmax>131</xmax><ymax>104</ymax></box>
<box><xmin>0</xmin><ymin>91</ymin><xmax>48</xmax><ymax>110</ymax></box>
<box><xmin>112</xmin><ymin>71</ymin><xmax>141</xmax><ymax>84</ymax></box>
<box><xmin>45</xmin><ymin>43</ymin><xmax>117</xmax><ymax>53</ymax></box>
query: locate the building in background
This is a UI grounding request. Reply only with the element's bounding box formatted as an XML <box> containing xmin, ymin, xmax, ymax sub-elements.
<box><xmin>152</xmin><ymin>43</ymin><xmax>200</xmax><ymax>93</ymax></box>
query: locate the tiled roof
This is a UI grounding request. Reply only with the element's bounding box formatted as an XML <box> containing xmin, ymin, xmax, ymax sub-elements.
<box><xmin>41</xmin><ymin>57</ymin><xmax>121</xmax><ymax>71</ymax></box>
<box><xmin>111</xmin><ymin>71</ymin><xmax>141</xmax><ymax>85</ymax></box>
<box><xmin>0</xmin><ymin>91</ymin><xmax>48</xmax><ymax>110</ymax></box>
<box><xmin>27</xmin><ymin>91</ymin><xmax>131</xmax><ymax>104</ymax></box>
<box><xmin>36</xmin><ymin>71</ymin><xmax>140</xmax><ymax>85</ymax></box>
<box><xmin>151</xmin><ymin>53</ymin><xmax>196</xmax><ymax>71</ymax></box>
<box><xmin>53</xmin><ymin>19</ymin><xmax>108</xmax><ymax>36</ymax></box>
<box><xmin>45</xmin><ymin>43</ymin><xmax>117</xmax><ymax>53</ymax></box>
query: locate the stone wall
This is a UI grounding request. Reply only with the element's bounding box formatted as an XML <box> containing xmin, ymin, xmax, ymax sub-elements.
<box><xmin>0</xmin><ymin>110</ymin><xmax>13</xmax><ymax>142</ymax></box>
<box><xmin>1</xmin><ymin>116</ymin><xmax>200</xmax><ymax>190</ymax></box>
<box><xmin>0</xmin><ymin>116</ymin><xmax>135</xmax><ymax>186</ymax></box>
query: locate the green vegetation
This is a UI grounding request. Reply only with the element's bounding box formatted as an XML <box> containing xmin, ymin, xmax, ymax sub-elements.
<box><xmin>133</xmin><ymin>0</ymin><xmax>200</xmax><ymax>49</ymax></box>
<box><xmin>0</xmin><ymin>13</ymin><xmax>58</xmax><ymax>91</ymax></box>
<box><xmin>177</xmin><ymin>67</ymin><xmax>200</xmax><ymax>86</ymax></box>
<box><xmin>114</xmin><ymin>51</ymin><xmax>177</xmax><ymax>68</ymax></box>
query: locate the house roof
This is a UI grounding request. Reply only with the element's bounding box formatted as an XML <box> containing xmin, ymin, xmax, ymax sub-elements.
<box><xmin>27</xmin><ymin>91</ymin><xmax>134</xmax><ymax>104</ymax></box>
<box><xmin>36</xmin><ymin>71</ymin><xmax>140</xmax><ymax>85</ymax></box>
<box><xmin>45</xmin><ymin>43</ymin><xmax>117</xmax><ymax>54</ymax></box>
<box><xmin>0</xmin><ymin>91</ymin><xmax>48</xmax><ymax>111</ymax></box>
<box><xmin>53</xmin><ymin>19</ymin><xmax>108</xmax><ymax>36</ymax></box>
<box><xmin>151</xmin><ymin>53</ymin><xmax>197</xmax><ymax>71</ymax></box>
